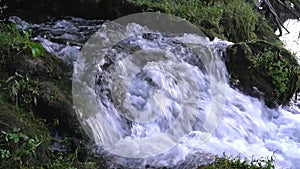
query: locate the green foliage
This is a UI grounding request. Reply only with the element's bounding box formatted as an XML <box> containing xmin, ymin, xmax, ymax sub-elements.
<box><xmin>47</xmin><ymin>150</ymin><xmax>81</xmax><ymax>169</ymax></box>
<box><xmin>199</xmin><ymin>153</ymin><xmax>275</xmax><ymax>169</ymax></box>
<box><xmin>0</xmin><ymin>23</ymin><xmax>45</xmax><ymax>58</ymax></box>
<box><xmin>129</xmin><ymin>0</ymin><xmax>224</xmax><ymax>34</ymax></box>
<box><xmin>0</xmin><ymin>101</ymin><xmax>95</xmax><ymax>169</ymax></box>
<box><xmin>4</xmin><ymin>72</ymin><xmax>39</xmax><ymax>108</ymax></box>
<box><xmin>0</xmin><ymin>23</ymin><xmax>26</xmax><ymax>53</ymax></box>
<box><xmin>0</xmin><ymin>100</ymin><xmax>51</xmax><ymax>168</ymax></box>
<box><xmin>0</xmin><ymin>127</ymin><xmax>87</xmax><ymax>169</ymax></box>
<box><xmin>128</xmin><ymin>0</ymin><xmax>268</xmax><ymax>42</ymax></box>
<box><xmin>221</xmin><ymin>0</ymin><xmax>259</xmax><ymax>42</ymax></box>
<box><xmin>23</xmin><ymin>31</ymin><xmax>46</xmax><ymax>58</ymax></box>
<box><xmin>251</xmin><ymin>50</ymin><xmax>294</xmax><ymax>98</ymax></box>
<box><xmin>0</xmin><ymin>128</ymin><xmax>42</xmax><ymax>168</ymax></box>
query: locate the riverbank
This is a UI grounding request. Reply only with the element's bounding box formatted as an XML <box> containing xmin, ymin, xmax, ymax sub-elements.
<box><xmin>0</xmin><ymin>0</ymin><xmax>299</xmax><ymax>168</ymax></box>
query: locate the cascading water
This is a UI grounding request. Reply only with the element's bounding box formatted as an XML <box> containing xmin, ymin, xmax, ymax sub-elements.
<box><xmin>9</xmin><ymin>15</ymin><xmax>300</xmax><ymax>169</ymax></box>
<box><xmin>9</xmin><ymin>16</ymin><xmax>105</xmax><ymax>62</ymax></box>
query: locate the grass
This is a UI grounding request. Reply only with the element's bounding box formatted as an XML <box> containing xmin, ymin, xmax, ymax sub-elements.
<box><xmin>199</xmin><ymin>153</ymin><xmax>275</xmax><ymax>169</ymax></box>
<box><xmin>0</xmin><ymin>100</ymin><xmax>52</xmax><ymax>168</ymax></box>
<box><xmin>0</xmin><ymin>23</ymin><xmax>45</xmax><ymax>59</ymax></box>
<box><xmin>0</xmin><ymin>1</ymin><xmax>286</xmax><ymax>168</ymax></box>
<box><xmin>0</xmin><ymin>23</ymin><xmax>96</xmax><ymax>168</ymax></box>
<box><xmin>0</xmin><ymin>23</ymin><xmax>26</xmax><ymax>54</ymax></box>
<box><xmin>4</xmin><ymin>72</ymin><xmax>39</xmax><ymax>108</ymax></box>
<box><xmin>0</xmin><ymin>90</ymin><xmax>97</xmax><ymax>169</ymax></box>
<box><xmin>128</xmin><ymin>0</ymin><xmax>277</xmax><ymax>43</ymax></box>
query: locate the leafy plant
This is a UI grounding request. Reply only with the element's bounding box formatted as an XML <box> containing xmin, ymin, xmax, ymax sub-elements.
<box><xmin>0</xmin><ymin>104</ymin><xmax>90</xmax><ymax>169</ymax></box>
<box><xmin>23</xmin><ymin>31</ymin><xmax>46</xmax><ymax>58</ymax></box>
<box><xmin>251</xmin><ymin>50</ymin><xmax>291</xmax><ymax>98</ymax></box>
<box><xmin>0</xmin><ymin>23</ymin><xmax>26</xmax><ymax>53</ymax></box>
<box><xmin>0</xmin><ymin>23</ymin><xmax>45</xmax><ymax>58</ymax></box>
<box><xmin>4</xmin><ymin>72</ymin><xmax>39</xmax><ymax>107</ymax></box>
<box><xmin>0</xmin><ymin>148</ymin><xmax>10</xmax><ymax>159</ymax></box>
<box><xmin>199</xmin><ymin>153</ymin><xmax>275</xmax><ymax>169</ymax></box>
<box><xmin>0</xmin><ymin>128</ymin><xmax>42</xmax><ymax>168</ymax></box>
<box><xmin>48</xmin><ymin>150</ymin><xmax>79</xmax><ymax>169</ymax></box>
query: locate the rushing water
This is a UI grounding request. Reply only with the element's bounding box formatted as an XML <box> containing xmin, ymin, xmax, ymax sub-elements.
<box><xmin>276</xmin><ymin>19</ymin><xmax>300</xmax><ymax>60</ymax></box>
<box><xmin>9</xmin><ymin>16</ymin><xmax>300</xmax><ymax>169</ymax></box>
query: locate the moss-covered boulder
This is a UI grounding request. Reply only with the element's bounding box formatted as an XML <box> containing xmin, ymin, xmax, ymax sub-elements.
<box><xmin>5</xmin><ymin>0</ymin><xmax>280</xmax><ymax>44</ymax></box>
<box><xmin>127</xmin><ymin>0</ymin><xmax>280</xmax><ymax>43</ymax></box>
<box><xmin>225</xmin><ymin>41</ymin><xmax>299</xmax><ymax>107</ymax></box>
<box><xmin>0</xmin><ymin>23</ymin><xmax>100</xmax><ymax>168</ymax></box>
<box><xmin>0</xmin><ymin>101</ymin><xmax>52</xmax><ymax>168</ymax></box>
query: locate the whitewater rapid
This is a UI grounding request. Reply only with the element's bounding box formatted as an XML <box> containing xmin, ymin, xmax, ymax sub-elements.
<box><xmin>9</xmin><ymin>16</ymin><xmax>300</xmax><ymax>169</ymax></box>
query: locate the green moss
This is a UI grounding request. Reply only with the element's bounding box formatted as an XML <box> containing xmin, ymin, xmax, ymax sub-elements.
<box><xmin>0</xmin><ymin>22</ymin><xmax>98</xmax><ymax>169</ymax></box>
<box><xmin>128</xmin><ymin>0</ymin><xmax>224</xmax><ymax>38</ymax></box>
<box><xmin>248</xmin><ymin>41</ymin><xmax>300</xmax><ymax>102</ymax></box>
<box><xmin>127</xmin><ymin>0</ymin><xmax>278</xmax><ymax>43</ymax></box>
<box><xmin>220</xmin><ymin>0</ymin><xmax>259</xmax><ymax>42</ymax></box>
<box><xmin>251</xmin><ymin>51</ymin><xmax>288</xmax><ymax>98</ymax></box>
<box><xmin>0</xmin><ymin>102</ymin><xmax>52</xmax><ymax>168</ymax></box>
<box><xmin>226</xmin><ymin>41</ymin><xmax>299</xmax><ymax>107</ymax></box>
<box><xmin>254</xmin><ymin>16</ymin><xmax>280</xmax><ymax>43</ymax></box>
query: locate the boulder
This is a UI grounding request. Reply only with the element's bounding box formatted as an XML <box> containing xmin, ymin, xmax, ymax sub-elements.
<box><xmin>225</xmin><ymin>40</ymin><xmax>299</xmax><ymax>107</ymax></box>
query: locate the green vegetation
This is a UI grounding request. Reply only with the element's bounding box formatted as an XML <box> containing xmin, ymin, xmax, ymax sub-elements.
<box><xmin>128</xmin><ymin>0</ymin><xmax>278</xmax><ymax>43</ymax></box>
<box><xmin>4</xmin><ymin>72</ymin><xmax>39</xmax><ymax>108</ymax></box>
<box><xmin>0</xmin><ymin>23</ymin><xmax>97</xmax><ymax>168</ymax></box>
<box><xmin>0</xmin><ymin>101</ymin><xmax>94</xmax><ymax>168</ymax></box>
<box><xmin>0</xmin><ymin>23</ymin><xmax>45</xmax><ymax>59</ymax></box>
<box><xmin>221</xmin><ymin>0</ymin><xmax>259</xmax><ymax>42</ymax></box>
<box><xmin>226</xmin><ymin>41</ymin><xmax>299</xmax><ymax>107</ymax></box>
<box><xmin>0</xmin><ymin>127</ymin><xmax>48</xmax><ymax>168</ymax></box>
<box><xmin>0</xmin><ymin>0</ymin><xmax>298</xmax><ymax>168</ymax></box>
<box><xmin>251</xmin><ymin>50</ymin><xmax>295</xmax><ymax>98</ymax></box>
<box><xmin>199</xmin><ymin>153</ymin><xmax>275</xmax><ymax>169</ymax></box>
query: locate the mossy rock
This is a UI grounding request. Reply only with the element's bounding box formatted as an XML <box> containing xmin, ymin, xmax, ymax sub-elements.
<box><xmin>0</xmin><ymin>21</ymin><xmax>103</xmax><ymax>168</ymax></box>
<box><xmin>0</xmin><ymin>101</ymin><xmax>52</xmax><ymax>168</ymax></box>
<box><xmin>0</xmin><ymin>46</ymin><xmax>97</xmax><ymax>167</ymax></box>
<box><xmin>6</xmin><ymin>0</ymin><xmax>281</xmax><ymax>44</ymax></box>
<box><xmin>225</xmin><ymin>40</ymin><xmax>299</xmax><ymax>107</ymax></box>
<box><xmin>1</xmin><ymin>50</ymin><xmax>71</xmax><ymax>81</ymax></box>
<box><xmin>37</xmin><ymin>81</ymin><xmax>79</xmax><ymax>132</ymax></box>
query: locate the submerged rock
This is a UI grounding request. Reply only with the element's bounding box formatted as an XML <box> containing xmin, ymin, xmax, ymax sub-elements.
<box><xmin>225</xmin><ymin>40</ymin><xmax>299</xmax><ymax>107</ymax></box>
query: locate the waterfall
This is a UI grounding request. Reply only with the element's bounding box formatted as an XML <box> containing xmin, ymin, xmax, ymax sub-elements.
<box><xmin>9</xmin><ymin>15</ymin><xmax>300</xmax><ymax>169</ymax></box>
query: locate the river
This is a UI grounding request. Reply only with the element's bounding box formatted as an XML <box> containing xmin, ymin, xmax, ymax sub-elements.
<box><xmin>9</xmin><ymin>16</ymin><xmax>300</xmax><ymax>169</ymax></box>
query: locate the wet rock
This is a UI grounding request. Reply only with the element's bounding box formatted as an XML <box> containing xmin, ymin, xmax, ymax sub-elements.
<box><xmin>225</xmin><ymin>40</ymin><xmax>299</xmax><ymax>107</ymax></box>
<box><xmin>37</xmin><ymin>81</ymin><xmax>79</xmax><ymax>132</ymax></box>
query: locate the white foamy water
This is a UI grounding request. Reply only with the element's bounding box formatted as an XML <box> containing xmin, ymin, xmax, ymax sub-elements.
<box><xmin>10</xmin><ymin>16</ymin><xmax>300</xmax><ymax>168</ymax></box>
<box><xmin>73</xmin><ymin>22</ymin><xmax>300</xmax><ymax>168</ymax></box>
<box><xmin>276</xmin><ymin>19</ymin><xmax>300</xmax><ymax>58</ymax></box>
